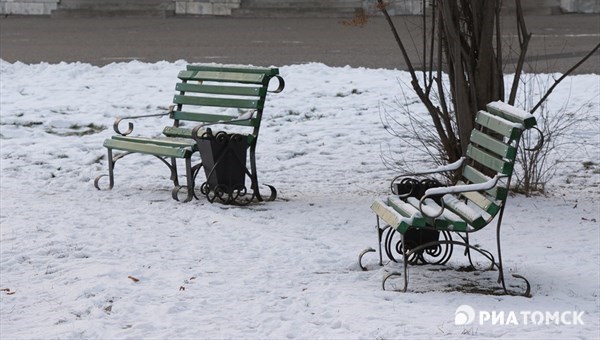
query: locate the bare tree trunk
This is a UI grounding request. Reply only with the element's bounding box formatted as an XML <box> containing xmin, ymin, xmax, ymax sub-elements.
<box><xmin>438</xmin><ymin>1</ymin><xmax>504</xmax><ymax>154</ymax></box>
<box><xmin>440</xmin><ymin>2</ymin><xmax>472</xmax><ymax>154</ymax></box>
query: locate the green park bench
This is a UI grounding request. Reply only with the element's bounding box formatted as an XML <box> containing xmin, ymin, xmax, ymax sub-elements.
<box><xmin>95</xmin><ymin>64</ymin><xmax>284</xmax><ymax>204</ymax></box>
<box><xmin>358</xmin><ymin>101</ymin><xmax>543</xmax><ymax>296</ymax></box>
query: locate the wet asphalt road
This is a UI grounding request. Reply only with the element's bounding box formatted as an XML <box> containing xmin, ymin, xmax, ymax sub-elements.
<box><xmin>1</xmin><ymin>14</ymin><xmax>599</xmax><ymax>73</ymax></box>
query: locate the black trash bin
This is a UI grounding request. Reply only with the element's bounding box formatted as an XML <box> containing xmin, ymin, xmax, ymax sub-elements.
<box><xmin>197</xmin><ymin>130</ymin><xmax>248</xmax><ymax>193</ymax></box>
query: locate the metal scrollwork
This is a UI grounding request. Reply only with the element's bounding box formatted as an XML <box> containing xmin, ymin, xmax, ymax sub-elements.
<box><xmin>214</xmin><ymin>130</ymin><xmax>230</xmax><ymax>144</ymax></box>
<box><xmin>94</xmin><ymin>151</ymin><xmax>132</xmax><ymax>190</ymax></box>
<box><xmin>94</xmin><ymin>174</ymin><xmax>112</xmax><ymax>190</ymax></box>
<box><xmin>268</xmin><ymin>75</ymin><xmax>285</xmax><ymax>93</ymax></box>
<box><xmin>358</xmin><ymin>248</ymin><xmax>376</xmax><ymax>271</ymax></box>
<box><xmin>202</xmin><ymin>183</ymin><xmax>255</xmax><ymax>206</ymax></box>
<box><xmin>511</xmin><ymin>274</ymin><xmax>531</xmax><ymax>297</ymax></box>
<box><xmin>418</xmin><ymin>231</ymin><xmax>453</xmax><ymax>265</ymax></box>
<box><xmin>172</xmin><ymin>185</ymin><xmax>194</xmax><ymax>203</ymax></box>
<box><xmin>382</xmin><ymin>271</ymin><xmax>408</xmax><ymax>292</ymax></box>
<box><xmin>383</xmin><ymin>228</ymin><xmax>454</xmax><ymax>265</ymax></box>
<box><xmin>393</xmin><ymin>178</ymin><xmax>419</xmax><ymax>197</ymax></box>
<box><xmin>113</xmin><ymin>117</ymin><xmax>134</xmax><ymax>136</ymax></box>
<box><xmin>523</xmin><ymin>126</ymin><xmax>545</xmax><ymax>152</ymax></box>
<box><xmin>112</xmin><ymin>111</ymin><xmax>172</xmax><ymax>136</ymax></box>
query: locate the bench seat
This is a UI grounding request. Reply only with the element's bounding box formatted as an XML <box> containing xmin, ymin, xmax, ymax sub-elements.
<box><xmin>371</xmin><ymin>196</ymin><xmax>470</xmax><ymax>233</ymax></box>
<box><xmin>104</xmin><ymin>136</ymin><xmax>197</xmax><ymax>159</ymax></box>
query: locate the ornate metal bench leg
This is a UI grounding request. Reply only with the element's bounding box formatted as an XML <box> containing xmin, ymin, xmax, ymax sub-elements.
<box><xmin>183</xmin><ymin>157</ymin><xmax>195</xmax><ymax>202</ymax></box>
<box><xmin>377</xmin><ymin>218</ymin><xmax>385</xmax><ymax>266</ymax></box>
<box><xmin>170</xmin><ymin>157</ymin><xmax>179</xmax><ymax>187</ymax></box>
<box><xmin>249</xmin><ymin>145</ymin><xmax>260</xmax><ymax>199</ymax></box>
<box><xmin>94</xmin><ymin>148</ymin><xmax>115</xmax><ymax>190</ymax></box>
<box><xmin>171</xmin><ymin>157</ymin><xmax>195</xmax><ymax>203</ymax></box>
<box><xmin>191</xmin><ymin>163</ymin><xmax>203</xmax><ymax>200</ymax></box>
<box><xmin>496</xmin><ymin>242</ymin><xmax>531</xmax><ymax>296</ymax></box>
<box><xmin>250</xmin><ymin>173</ymin><xmax>262</xmax><ymax>202</ymax></box>
<box><xmin>495</xmin><ymin>261</ymin><xmax>531</xmax><ymax>297</ymax></box>
<box><xmin>249</xmin><ymin>144</ymin><xmax>276</xmax><ymax>203</ymax></box>
<box><xmin>382</xmin><ymin>233</ymin><xmax>409</xmax><ymax>292</ymax></box>
<box><xmin>358</xmin><ymin>248</ymin><xmax>376</xmax><ymax>271</ymax></box>
<box><xmin>250</xmin><ymin>177</ymin><xmax>277</xmax><ymax>203</ymax></box>
<box><xmin>358</xmin><ymin>217</ymin><xmax>389</xmax><ymax>271</ymax></box>
<box><xmin>495</xmin><ymin>213</ymin><xmax>531</xmax><ymax>297</ymax></box>
<box><xmin>262</xmin><ymin>184</ymin><xmax>277</xmax><ymax>201</ymax></box>
<box><xmin>511</xmin><ymin>274</ymin><xmax>531</xmax><ymax>297</ymax></box>
<box><xmin>382</xmin><ymin>272</ymin><xmax>407</xmax><ymax>292</ymax></box>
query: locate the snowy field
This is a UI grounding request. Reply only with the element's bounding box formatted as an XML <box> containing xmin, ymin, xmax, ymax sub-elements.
<box><xmin>1</xmin><ymin>60</ymin><xmax>599</xmax><ymax>339</ymax></box>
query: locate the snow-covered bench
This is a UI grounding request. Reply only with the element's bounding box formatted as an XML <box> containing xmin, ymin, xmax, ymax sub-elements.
<box><xmin>359</xmin><ymin>101</ymin><xmax>541</xmax><ymax>296</ymax></box>
<box><xmin>95</xmin><ymin>64</ymin><xmax>284</xmax><ymax>204</ymax></box>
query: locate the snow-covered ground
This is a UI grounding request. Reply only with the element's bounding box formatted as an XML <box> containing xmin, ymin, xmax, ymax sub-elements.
<box><xmin>1</xmin><ymin>60</ymin><xmax>598</xmax><ymax>339</ymax></box>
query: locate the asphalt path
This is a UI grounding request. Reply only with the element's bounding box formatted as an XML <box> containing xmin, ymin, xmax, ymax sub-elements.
<box><xmin>1</xmin><ymin>14</ymin><xmax>599</xmax><ymax>73</ymax></box>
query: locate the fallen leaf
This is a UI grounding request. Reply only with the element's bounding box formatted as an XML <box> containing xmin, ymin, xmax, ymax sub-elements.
<box><xmin>127</xmin><ymin>275</ymin><xmax>140</xmax><ymax>282</ymax></box>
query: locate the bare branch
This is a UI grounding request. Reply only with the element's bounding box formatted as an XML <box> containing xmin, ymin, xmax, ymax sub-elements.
<box><xmin>508</xmin><ymin>0</ymin><xmax>532</xmax><ymax>105</ymax></box>
<box><xmin>508</xmin><ymin>33</ymin><xmax>532</xmax><ymax>105</ymax></box>
<box><xmin>377</xmin><ymin>0</ymin><xmax>418</xmax><ymax>82</ymax></box>
<box><xmin>530</xmin><ymin>42</ymin><xmax>600</xmax><ymax>113</ymax></box>
<box><xmin>495</xmin><ymin>1</ymin><xmax>504</xmax><ymax>100</ymax></box>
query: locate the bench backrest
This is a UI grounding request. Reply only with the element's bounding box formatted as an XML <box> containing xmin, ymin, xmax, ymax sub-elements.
<box><xmin>163</xmin><ymin>65</ymin><xmax>282</xmax><ymax>141</ymax></box>
<box><xmin>456</xmin><ymin>101</ymin><xmax>537</xmax><ymax>228</ymax></box>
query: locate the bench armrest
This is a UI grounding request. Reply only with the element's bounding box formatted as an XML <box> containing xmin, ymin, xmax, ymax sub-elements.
<box><xmin>390</xmin><ymin>157</ymin><xmax>466</xmax><ymax>193</ymax></box>
<box><xmin>423</xmin><ymin>174</ymin><xmax>507</xmax><ymax>197</ymax></box>
<box><xmin>113</xmin><ymin>105</ymin><xmax>174</xmax><ymax>136</ymax></box>
<box><xmin>417</xmin><ymin>174</ymin><xmax>508</xmax><ymax>218</ymax></box>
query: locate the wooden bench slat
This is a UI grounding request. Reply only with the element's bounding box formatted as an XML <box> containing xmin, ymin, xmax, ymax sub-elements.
<box><xmin>175</xmin><ymin>83</ymin><xmax>265</xmax><ymax>97</ymax></box>
<box><xmin>475</xmin><ymin>110</ymin><xmax>522</xmax><ymax>140</ymax></box>
<box><xmin>371</xmin><ymin>199</ymin><xmax>412</xmax><ymax>234</ymax></box>
<box><xmin>162</xmin><ymin>126</ymin><xmax>205</xmax><ymax>139</ymax></box>
<box><xmin>173</xmin><ymin>94</ymin><xmax>262</xmax><ymax>110</ymax></box>
<box><xmin>405</xmin><ymin>197</ymin><xmax>468</xmax><ymax>231</ymax></box>
<box><xmin>461</xmin><ymin>165</ymin><xmax>508</xmax><ymax>200</ymax></box>
<box><xmin>104</xmin><ymin>139</ymin><xmax>191</xmax><ymax>158</ymax></box>
<box><xmin>177</xmin><ymin>70</ymin><xmax>266</xmax><ymax>84</ymax></box>
<box><xmin>458</xmin><ymin>187</ymin><xmax>501</xmax><ymax>215</ymax></box>
<box><xmin>387</xmin><ymin>197</ymin><xmax>427</xmax><ymax>227</ymax></box>
<box><xmin>170</xmin><ymin>110</ymin><xmax>258</xmax><ymax>127</ymax></box>
<box><xmin>467</xmin><ymin>144</ymin><xmax>513</xmax><ymax>175</ymax></box>
<box><xmin>112</xmin><ymin>135</ymin><xmax>197</xmax><ymax>148</ymax></box>
<box><xmin>442</xmin><ymin>194</ymin><xmax>487</xmax><ymax>229</ymax></box>
<box><xmin>470</xmin><ymin>129</ymin><xmax>517</xmax><ymax>159</ymax></box>
<box><xmin>187</xmin><ymin>64</ymin><xmax>279</xmax><ymax>77</ymax></box>
<box><xmin>486</xmin><ymin>101</ymin><xmax>537</xmax><ymax>129</ymax></box>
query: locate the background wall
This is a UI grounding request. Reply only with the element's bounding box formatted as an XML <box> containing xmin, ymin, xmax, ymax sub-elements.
<box><xmin>0</xmin><ymin>0</ymin><xmax>598</xmax><ymax>16</ymax></box>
